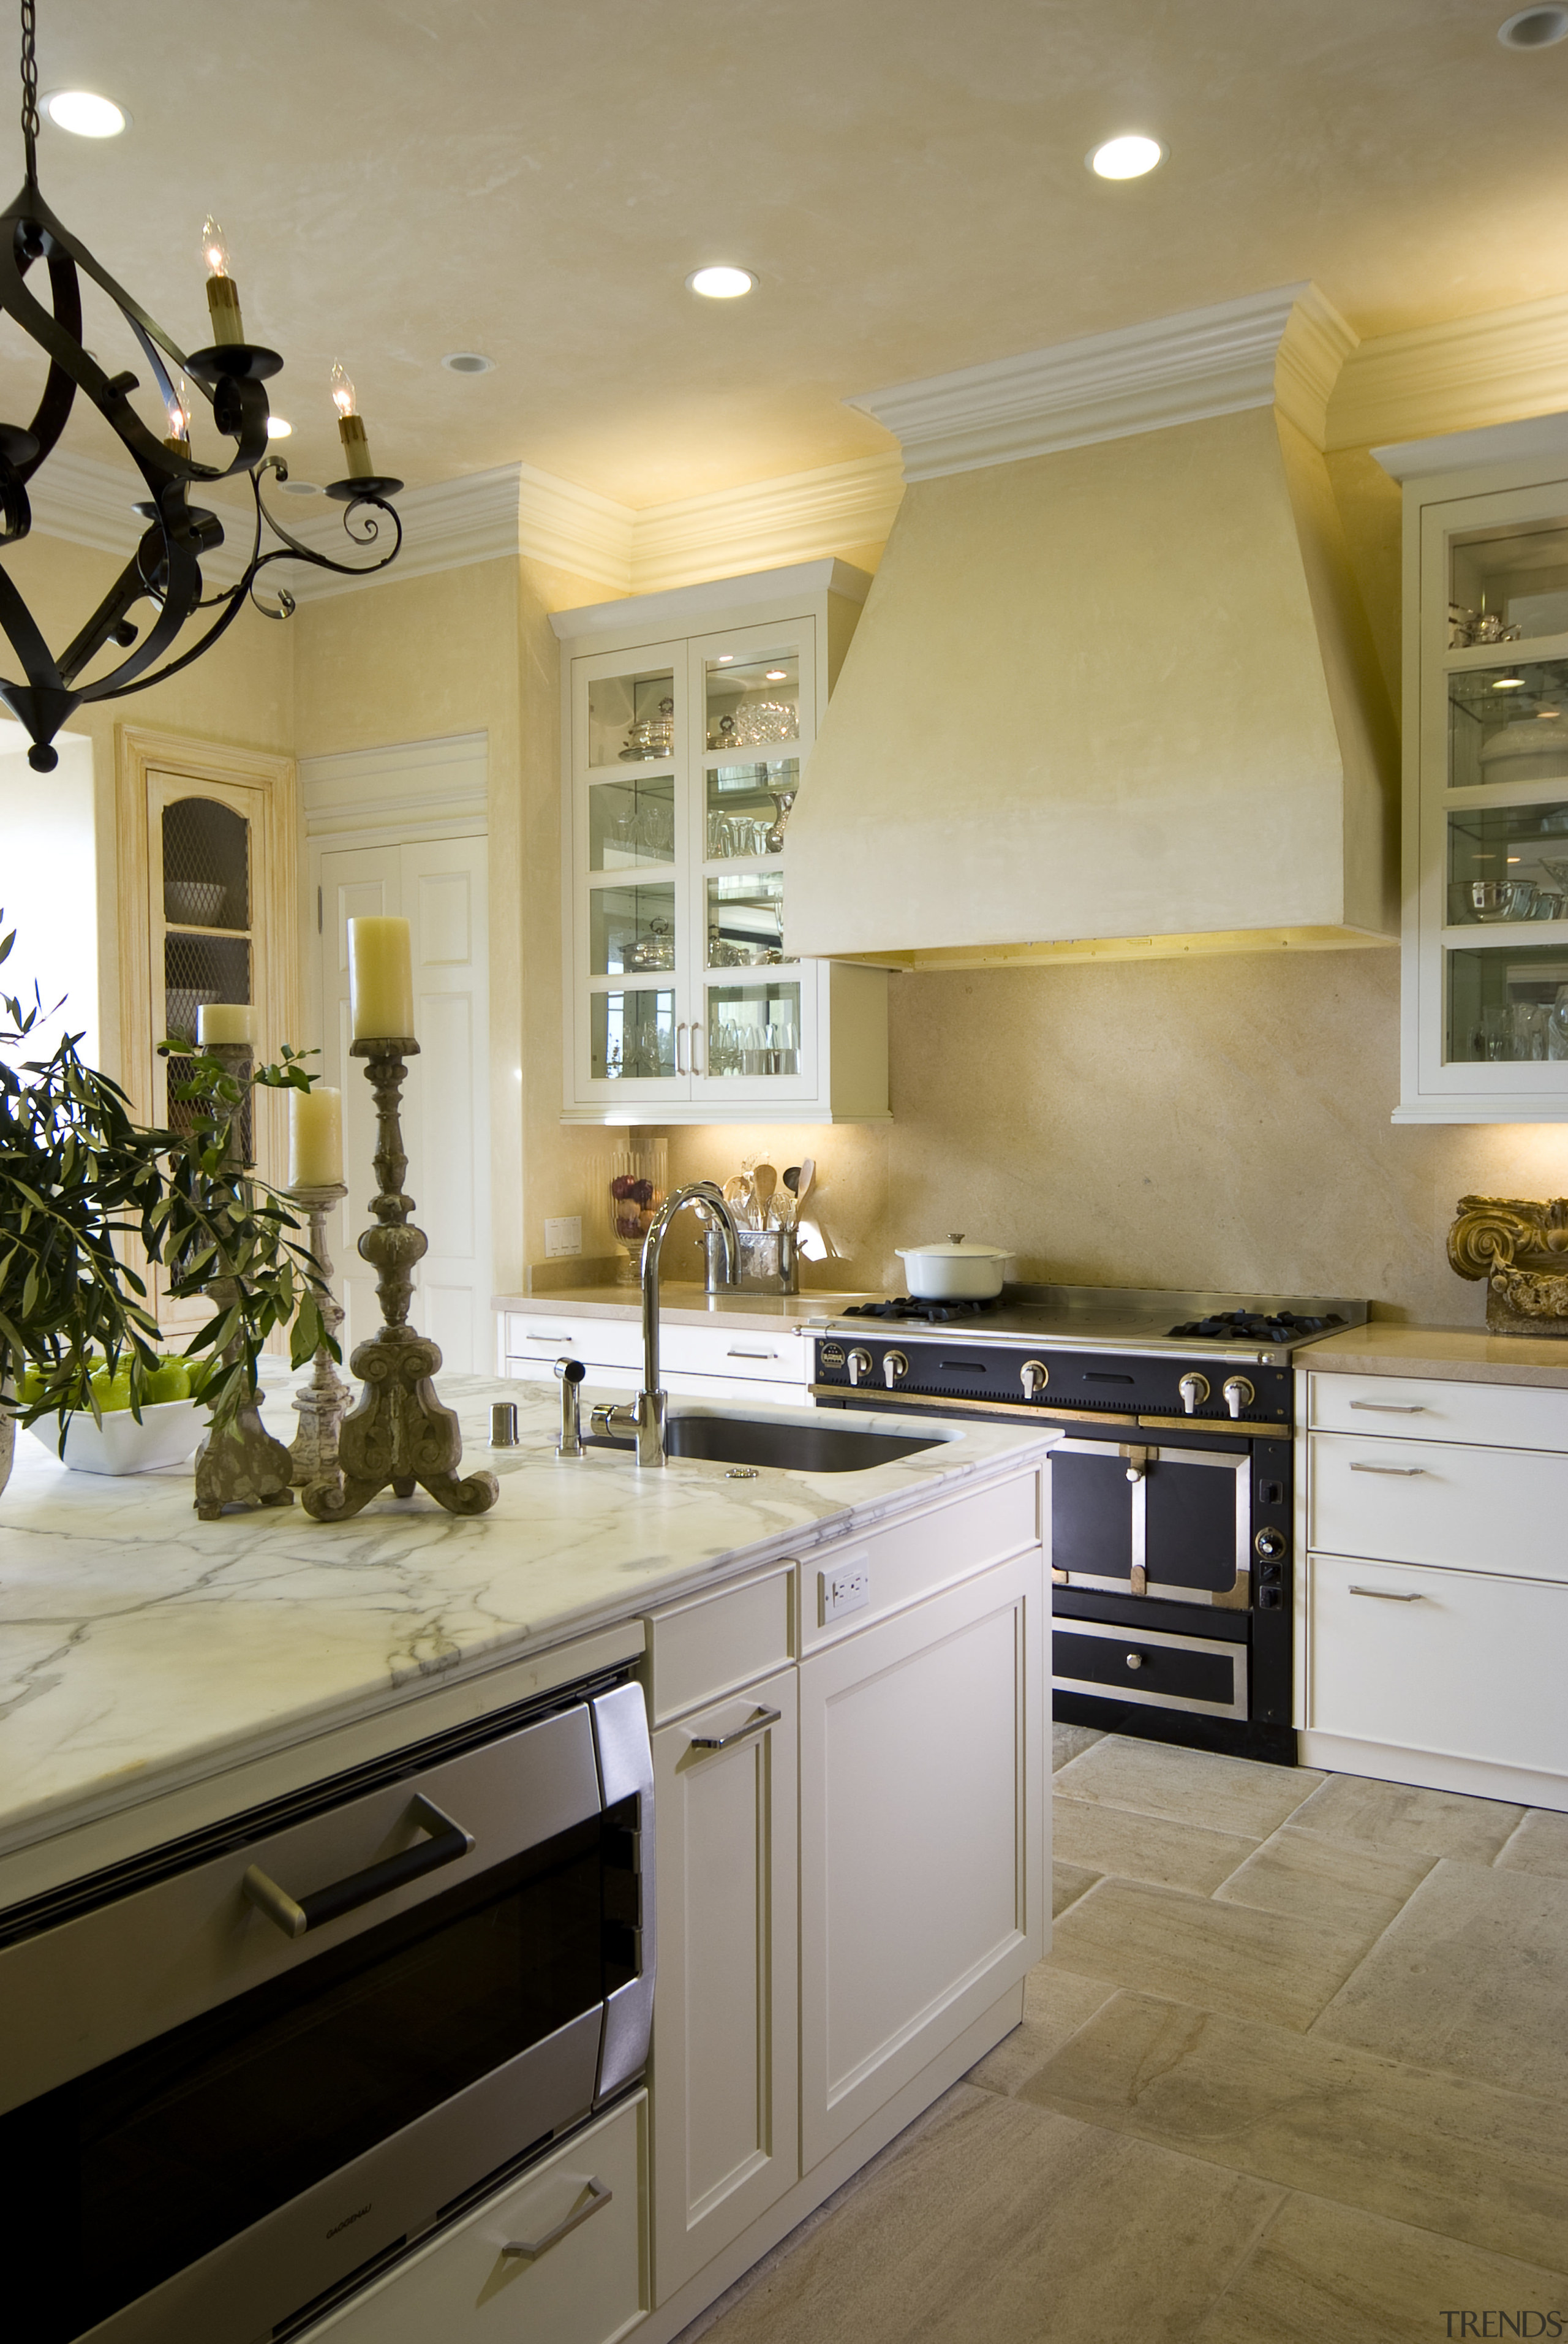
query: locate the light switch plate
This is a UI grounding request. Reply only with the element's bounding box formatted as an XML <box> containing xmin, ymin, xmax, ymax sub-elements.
<box><xmin>820</xmin><ymin>1562</ymin><xmax>870</xmax><ymax>1624</ymax></box>
<box><xmin>544</xmin><ymin>1215</ymin><xmax>582</xmax><ymax>1259</ymax></box>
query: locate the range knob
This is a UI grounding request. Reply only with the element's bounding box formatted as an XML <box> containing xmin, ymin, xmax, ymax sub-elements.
<box><xmin>1020</xmin><ymin>1359</ymin><xmax>1049</xmax><ymax>1397</ymax></box>
<box><xmin>883</xmin><ymin>1348</ymin><xmax>910</xmax><ymax>1389</ymax></box>
<box><xmin>1254</xmin><ymin>1526</ymin><xmax>1287</xmax><ymax>1561</ymax></box>
<box><xmin>1177</xmin><ymin>1372</ymin><xmax>1210</xmax><ymax>1415</ymax></box>
<box><xmin>1125</xmin><ymin>1652</ymin><xmax>1144</xmax><ymax>1671</ymax></box>
<box><xmin>846</xmin><ymin>1348</ymin><xmax>873</xmax><ymax>1388</ymax></box>
<box><xmin>1223</xmin><ymin>1375</ymin><xmax>1255</xmax><ymax>1419</ymax></box>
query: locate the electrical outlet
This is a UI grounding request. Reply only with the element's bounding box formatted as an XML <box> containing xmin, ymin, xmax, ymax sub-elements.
<box><xmin>544</xmin><ymin>1215</ymin><xmax>582</xmax><ymax>1259</ymax></box>
<box><xmin>820</xmin><ymin>1563</ymin><xmax>870</xmax><ymax>1623</ymax></box>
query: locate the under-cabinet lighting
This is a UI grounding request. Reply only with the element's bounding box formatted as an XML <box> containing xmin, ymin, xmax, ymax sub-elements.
<box><xmin>1088</xmin><ymin>134</ymin><xmax>1165</xmax><ymax>180</ymax></box>
<box><xmin>43</xmin><ymin>89</ymin><xmax>127</xmax><ymax>137</ymax></box>
<box><xmin>687</xmin><ymin>266</ymin><xmax>755</xmax><ymax>298</ymax></box>
<box><xmin>1492</xmin><ymin>671</ymin><xmax>1527</xmax><ymax>689</ymax></box>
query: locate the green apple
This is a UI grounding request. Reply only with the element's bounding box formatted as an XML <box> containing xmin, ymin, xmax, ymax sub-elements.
<box><xmin>145</xmin><ymin>1358</ymin><xmax>192</xmax><ymax>1405</ymax></box>
<box><xmin>89</xmin><ymin>1366</ymin><xmax>134</xmax><ymax>1414</ymax></box>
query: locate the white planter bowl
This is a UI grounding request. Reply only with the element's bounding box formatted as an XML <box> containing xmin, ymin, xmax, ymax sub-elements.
<box><xmin>25</xmin><ymin>1397</ymin><xmax>205</xmax><ymax>1475</ymax></box>
<box><xmin>894</xmin><ymin>1237</ymin><xmax>1012</xmax><ymax>1299</ymax></box>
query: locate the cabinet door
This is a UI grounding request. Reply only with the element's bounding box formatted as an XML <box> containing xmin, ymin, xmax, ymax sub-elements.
<box><xmin>1305</xmin><ymin>1552</ymin><xmax>1568</xmax><ymax>1775</ymax></box>
<box><xmin>688</xmin><ymin>619</ymin><xmax>822</xmax><ymax>1110</ymax></box>
<box><xmin>569</xmin><ymin>638</ymin><xmax>694</xmax><ymax>1112</ymax></box>
<box><xmin>651</xmin><ymin>1671</ymin><xmax>799</xmax><ymax>2302</ymax></box>
<box><xmin>797</xmin><ymin>1552</ymin><xmax>1045</xmax><ymax>2174</ymax></box>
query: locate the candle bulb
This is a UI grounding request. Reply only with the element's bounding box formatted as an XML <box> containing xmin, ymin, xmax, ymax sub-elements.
<box><xmin>197</xmin><ymin>1002</ymin><xmax>256</xmax><ymax>1047</ymax></box>
<box><xmin>163</xmin><ymin>372</ymin><xmax>190</xmax><ymax>457</ymax></box>
<box><xmin>288</xmin><ymin>1086</ymin><xmax>343</xmax><ymax>1188</ymax></box>
<box><xmin>331</xmin><ymin>360</ymin><xmax>376</xmax><ymax>482</ymax></box>
<box><xmin>347</xmin><ymin>916</ymin><xmax>414</xmax><ymax>1040</ymax></box>
<box><xmin>202</xmin><ymin>214</ymin><xmax>246</xmax><ymax>346</ymax></box>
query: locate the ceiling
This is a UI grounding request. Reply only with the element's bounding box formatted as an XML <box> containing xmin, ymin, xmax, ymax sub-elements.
<box><xmin>3</xmin><ymin>0</ymin><xmax>1567</xmax><ymax>507</ymax></box>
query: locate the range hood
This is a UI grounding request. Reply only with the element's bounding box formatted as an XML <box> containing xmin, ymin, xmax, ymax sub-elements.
<box><xmin>786</xmin><ymin>286</ymin><xmax>1399</xmax><ymax>970</ymax></box>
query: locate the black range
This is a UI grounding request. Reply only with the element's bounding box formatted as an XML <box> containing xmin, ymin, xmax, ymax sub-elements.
<box><xmin>811</xmin><ymin>1285</ymin><xmax>1365</xmax><ymax>1767</ymax></box>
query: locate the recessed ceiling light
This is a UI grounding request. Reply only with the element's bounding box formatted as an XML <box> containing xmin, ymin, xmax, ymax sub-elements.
<box><xmin>442</xmin><ymin>350</ymin><xmax>495</xmax><ymax>374</ymax></box>
<box><xmin>764</xmin><ymin>669</ymin><xmax>788</xmax><ymax>681</ymax></box>
<box><xmin>687</xmin><ymin>267</ymin><xmax>755</xmax><ymax>300</ymax></box>
<box><xmin>1498</xmin><ymin>6</ymin><xmax>1568</xmax><ymax>45</ymax></box>
<box><xmin>265</xmin><ymin>415</ymin><xmax>292</xmax><ymax>440</ymax></box>
<box><xmin>1087</xmin><ymin>134</ymin><xmax>1165</xmax><ymax>180</ymax></box>
<box><xmin>42</xmin><ymin>89</ymin><xmax>127</xmax><ymax>137</ymax></box>
<box><xmin>717</xmin><ymin>654</ymin><xmax>734</xmax><ymax>664</ymax></box>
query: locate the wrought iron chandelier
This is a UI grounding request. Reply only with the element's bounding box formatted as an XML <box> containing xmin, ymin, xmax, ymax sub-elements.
<box><xmin>0</xmin><ymin>0</ymin><xmax>403</xmax><ymax>772</ymax></box>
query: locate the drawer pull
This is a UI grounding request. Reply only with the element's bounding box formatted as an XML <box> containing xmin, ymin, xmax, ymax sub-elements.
<box><xmin>502</xmin><ymin>2174</ymin><xmax>613</xmax><ymax>2261</ymax></box>
<box><xmin>1348</xmin><ymin>1585</ymin><xmax>1425</xmax><ymax>1601</ymax></box>
<box><xmin>524</xmin><ymin>1331</ymin><xmax>576</xmax><ymax>1343</ymax></box>
<box><xmin>726</xmin><ymin>1348</ymin><xmax>778</xmax><ymax>1361</ymax></box>
<box><xmin>1348</xmin><ymin>1462</ymin><xmax>1427</xmax><ymax>1475</ymax></box>
<box><xmin>690</xmin><ymin>1704</ymin><xmax>782</xmax><ymax>1753</ymax></box>
<box><xmin>1348</xmin><ymin>1401</ymin><xmax>1427</xmax><ymax>1413</ymax></box>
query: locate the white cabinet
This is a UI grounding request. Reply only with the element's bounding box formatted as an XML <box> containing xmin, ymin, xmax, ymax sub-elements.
<box><xmin>797</xmin><ymin>1550</ymin><xmax>1046</xmax><ymax>2171</ymax></box>
<box><xmin>553</xmin><ymin>562</ymin><xmax>890</xmax><ymax>1125</ymax></box>
<box><xmin>498</xmin><ymin>1307</ymin><xmax>815</xmax><ymax>1407</ymax></box>
<box><xmin>1298</xmin><ymin>1367</ymin><xmax>1568</xmax><ymax>1805</ymax></box>
<box><xmin>303</xmin><ymin>2092</ymin><xmax>649</xmax><ymax>2344</ymax></box>
<box><xmin>1378</xmin><ymin>417</ymin><xmax>1568</xmax><ymax>1121</ymax></box>
<box><xmin>650</xmin><ymin>1671</ymin><xmax>799</xmax><ymax>2300</ymax></box>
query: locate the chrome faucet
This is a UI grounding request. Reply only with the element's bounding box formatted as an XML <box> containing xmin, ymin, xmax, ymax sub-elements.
<box><xmin>592</xmin><ymin>1181</ymin><xmax>741</xmax><ymax>1466</ymax></box>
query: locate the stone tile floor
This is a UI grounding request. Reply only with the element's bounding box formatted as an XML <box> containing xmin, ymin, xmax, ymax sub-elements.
<box><xmin>676</xmin><ymin>1726</ymin><xmax>1568</xmax><ymax>2344</ymax></box>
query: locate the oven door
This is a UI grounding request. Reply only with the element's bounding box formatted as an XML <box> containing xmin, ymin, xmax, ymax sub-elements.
<box><xmin>1051</xmin><ymin>1435</ymin><xmax>1251</xmax><ymax>1609</ymax></box>
<box><xmin>0</xmin><ymin>1682</ymin><xmax>653</xmax><ymax>2344</ymax></box>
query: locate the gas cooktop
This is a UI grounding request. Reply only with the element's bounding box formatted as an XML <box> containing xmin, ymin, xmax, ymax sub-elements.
<box><xmin>819</xmin><ymin>1285</ymin><xmax>1366</xmax><ymax>1362</ymax></box>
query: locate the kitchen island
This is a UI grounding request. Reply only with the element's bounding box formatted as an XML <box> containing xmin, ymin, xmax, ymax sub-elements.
<box><xmin>0</xmin><ymin>1373</ymin><xmax>1055</xmax><ymax>2344</ymax></box>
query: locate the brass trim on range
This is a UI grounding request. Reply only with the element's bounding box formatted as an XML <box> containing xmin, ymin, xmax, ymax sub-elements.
<box><xmin>1137</xmin><ymin>1413</ymin><xmax>1286</xmax><ymax>1437</ymax></box>
<box><xmin>809</xmin><ymin>1383</ymin><xmax>1136</xmax><ymax>1428</ymax></box>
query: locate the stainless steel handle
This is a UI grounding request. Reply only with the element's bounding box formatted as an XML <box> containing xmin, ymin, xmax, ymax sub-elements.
<box><xmin>727</xmin><ymin>1347</ymin><xmax>778</xmax><ymax>1360</ymax></box>
<box><xmin>692</xmin><ymin>1022</ymin><xmax>704</xmax><ymax>1075</ymax></box>
<box><xmin>676</xmin><ymin>1021</ymin><xmax>689</xmax><ymax>1074</ymax></box>
<box><xmin>524</xmin><ymin>1330</ymin><xmax>575</xmax><ymax>1342</ymax></box>
<box><xmin>242</xmin><ymin>1794</ymin><xmax>476</xmax><ymax>1940</ymax></box>
<box><xmin>1348</xmin><ymin>1401</ymin><xmax>1427</xmax><ymax>1413</ymax></box>
<box><xmin>502</xmin><ymin>2175</ymin><xmax>613</xmax><ymax>2261</ymax></box>
<box><xmin>690</xmin><ymin>1704</ymin><xmax>782</xmax><ymax>1752</ymax></box>
<box><xmin>1348</xmin><ymin>1585</ymin><xmax>1425</xmax><ymax>1601</ymax></box>
<box><xmin>1348</xmin><ymin>1462</ymin><xmax>1427</xmax><ymax>1475</ymax></box>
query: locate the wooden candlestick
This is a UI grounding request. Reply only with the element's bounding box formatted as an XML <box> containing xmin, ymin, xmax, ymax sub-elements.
<box><xmin>192</xmin><ymin>1041</ymin><xmax>296</xmax><ymax>1522</ymax></box>
<box><xmin>303</xmin><ymin>1040</ymin><xmax>498</xmax><ymax>1522</ymax></box>
<box><xmin>287</xmin><ymin>1181</ymin><xmax>351</xmax><ymax>1488</ymax></box>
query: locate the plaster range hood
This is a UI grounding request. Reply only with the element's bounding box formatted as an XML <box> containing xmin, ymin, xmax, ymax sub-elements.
<box><xmin>785</xmin><ymin>285</ymin><xmax>1399</xmax><ymax>970</ymax></box>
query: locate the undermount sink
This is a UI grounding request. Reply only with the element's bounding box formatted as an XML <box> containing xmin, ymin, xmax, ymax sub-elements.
<box><xmin>589</xmin><ymin>1413</ymin><xmax>943</xmax><ymax>1473</ymax></box>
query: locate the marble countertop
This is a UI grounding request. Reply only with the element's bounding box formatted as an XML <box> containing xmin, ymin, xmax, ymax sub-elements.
<box><xmin>493</xmin><ymin>1284</ymin><xmax>872</xmax><ymax>1331</ymax></box>
<box><xmin>1302</xmin><ymin>1322</ymin><xmax>1568</xmax><ymax>1388</ymax></box>
<box><xmin>0</xmin><ymin>1372</ymin><xmax>1054</xmax><ymax>1869</ymax></box>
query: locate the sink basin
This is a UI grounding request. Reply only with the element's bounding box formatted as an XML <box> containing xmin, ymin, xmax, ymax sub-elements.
<box><xmin>589</xmin><ymin>1413</ymin><xmax>942</xmax><ymax>1473</ymax></box>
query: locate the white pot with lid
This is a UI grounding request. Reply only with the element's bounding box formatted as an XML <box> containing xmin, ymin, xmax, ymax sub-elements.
<box><xmin>894</xmin><ymin>1233</ymin><xmax>1012</xmax><ymax>1299</ymax></box>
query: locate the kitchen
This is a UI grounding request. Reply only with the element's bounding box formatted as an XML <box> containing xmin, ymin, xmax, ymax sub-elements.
<box><xmin>2</xmin><ymin>2</ymin><xmax>1568</xmax><ymax>2340</ymax></box>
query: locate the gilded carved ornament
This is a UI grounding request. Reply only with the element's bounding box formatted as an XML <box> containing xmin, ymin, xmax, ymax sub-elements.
<box><xmin>1447</xmin><ymin>1196</ymin><xmax>1568</xmax><ymax>1336</ymax></box>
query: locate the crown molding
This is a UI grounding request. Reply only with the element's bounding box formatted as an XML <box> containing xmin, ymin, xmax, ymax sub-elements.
<box><xmin>300</xmin><ymin>730</ymin><xmax>488</xmax><ymax>835</ymax></box>
<box><xmin>550</xmin><ymin>557</ymin><xmax>873</xmax><ymax>643</ymax></box>
<box><xmin>847</xmin><ymin>284</ymin><xmax>1356</xmax><ymax>480</ymax></box>
<box><xmin>628</xmin><ymin>452</ymin><xmax>905</xmax><ymax>594</ymax></box>
<box><xmin>1327</xmin><ymin>290</ymin><xmax>1568</xmax><ymax>453</ymax></box>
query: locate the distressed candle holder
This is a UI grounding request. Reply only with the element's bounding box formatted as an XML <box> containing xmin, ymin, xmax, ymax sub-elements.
<box><xmin>192</xmin><ymin>1041</ymin><xmax>297</xmax><ymax>1521</ymax></box>
<box><xmin>303</xmin><ymin>1040</ymin><xmax>498</xmax><ymax>1522</ymax></box>
<box><xmin>287</xmin><ymin>1181</ymin><xmax>351</xmax><ymax>1487</ymax></box>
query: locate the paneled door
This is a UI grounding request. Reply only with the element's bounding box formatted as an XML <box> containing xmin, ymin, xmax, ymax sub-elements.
<box><xmin>318</xmin><ymin>837</ymin><xmax>492</xmax><ymax>1371</ymax></box>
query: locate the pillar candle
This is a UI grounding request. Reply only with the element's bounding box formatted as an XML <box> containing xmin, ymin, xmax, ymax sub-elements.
<box><xmin>197</xmin><ymin>1002</ymin><xmax>256</xmax><ymax>1046</ymax></box>
<box><xmin>288</xmin><ymin>1086</ymin><xmax>343</xmax><ymax>1187</ymax></box>
<box><xmin>348</xmin><ymin>916</ymin><xmax>415</xmax><ymax>1040</ymax></box>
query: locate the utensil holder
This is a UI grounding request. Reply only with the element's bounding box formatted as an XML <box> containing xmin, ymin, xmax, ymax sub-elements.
<box><xmin>706</xmin><ymin>1227</ymin><xmax>798</xmax><ymax>1295</ymax></box>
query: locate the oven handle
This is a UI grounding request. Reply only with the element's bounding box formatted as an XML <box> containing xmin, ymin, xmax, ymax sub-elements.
<box><xmin>241</xmin><ymin>1794</ymin><xmax>477</xmax><ymax>1940</ymax></box>
<box><xmin>502</xmin><ymin>2175</ymin><xmax>614</xmax><ymax>2261</ymax></box>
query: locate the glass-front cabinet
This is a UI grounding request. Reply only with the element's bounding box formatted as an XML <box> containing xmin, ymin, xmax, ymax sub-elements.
<box><xmin>1389</xmin><ymin>423</ymin><xmax>1568</xmax><ymax>1119</ymax></box>
<box><xmin>557</xmin><ymin>564</ymin><xmax>889</xmax><ymax>1123</ymax></box>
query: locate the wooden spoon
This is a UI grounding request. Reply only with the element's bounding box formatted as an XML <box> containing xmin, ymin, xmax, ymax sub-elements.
<box><xmin>750</xmin><ymin>1162</ymin><xmax>778</xmax><ymax>1226</ymax></box>
<box><xmin>793</xmin><ymin>1157</ymin><xmax>816</xmax><ymax>1212</ymax></box>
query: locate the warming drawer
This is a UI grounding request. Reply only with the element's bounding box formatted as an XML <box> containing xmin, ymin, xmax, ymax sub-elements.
<box><xmin>1052</xmin><ymin>1620</ymin><xmax>1247</xmax><ymax>1720</ymax></box>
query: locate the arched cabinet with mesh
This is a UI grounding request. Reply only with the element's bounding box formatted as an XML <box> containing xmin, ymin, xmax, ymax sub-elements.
<box><xmin>115</xmin><ymin>728</ymin><xmax>301</xmax><ymax>1331</ymax></box>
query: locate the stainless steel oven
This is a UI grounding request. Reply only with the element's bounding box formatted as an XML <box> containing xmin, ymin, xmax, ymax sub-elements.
<box><xmin>0</xmin><ymin>1671</ymin><xmax>654</xmax><ymax>2344</ymax></box>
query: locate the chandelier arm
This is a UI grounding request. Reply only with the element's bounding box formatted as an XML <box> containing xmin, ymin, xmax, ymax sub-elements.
<box><xmin>0</xmin><ymin>550</ymin><xmax>59</xmax><ymax>686</ymax></box>
<box><xmin>0</xmin><ymin>217</ymin><xmax>81</xmax><ymax>477</ymax></box>
<box><xmin>255</xmin><ymin>479</ymin><xmax>405</xmax><ymax>577</ymax></box>
<box><xmin>82</xmin><ymin>575</ymin><xmax>258</xmax><ymax>701</ymax></box>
